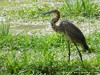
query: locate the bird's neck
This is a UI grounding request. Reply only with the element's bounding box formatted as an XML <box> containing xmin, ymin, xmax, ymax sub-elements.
<box><xmin>51</xmin><ymin>11</ymin><xmax>60</xmax><ymax>32</ymax></box>
<box><xmin>52</xmin><ymin>11</ymin><xmax>60</xmax><ymax>24</ymax></box>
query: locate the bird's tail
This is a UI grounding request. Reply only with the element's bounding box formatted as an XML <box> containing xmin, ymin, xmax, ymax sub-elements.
<box><xmin>82</xmin><ymin>42</ymin><xmax>91</xmax><ymax>53</ymax></box>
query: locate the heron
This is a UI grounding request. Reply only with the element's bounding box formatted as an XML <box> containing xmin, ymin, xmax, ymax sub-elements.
<box><xmin>42</xmin><ymin>9</ymin><xmax>91</xmax><ymax>62</ymax></box>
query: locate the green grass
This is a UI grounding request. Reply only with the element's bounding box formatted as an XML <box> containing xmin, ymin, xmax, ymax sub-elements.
<box><xmin>0</xmin><ymin>21</ymin><xmax>10</xmax><ymax>36</ymax></box>
<box><xmin>0</xmin><ymin>0</ymin><xmax>100</xmax><ymax>75</ymax></box>
<box><xmin>63</xmin><ymin>0</ymin><xmax>100</xmax><ymax>18</ymax></box>
<box><xmin>0</xmin><ymin>32</ymin><xmax>100</xmax><ymax>75</ymax></box>
<box><xmin>1</xmin><ymin>0</ymin><xmax>99</xmax><ymax>23</ymax></box>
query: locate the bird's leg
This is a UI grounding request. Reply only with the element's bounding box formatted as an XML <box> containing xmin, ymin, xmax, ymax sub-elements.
<box><xmin>73</xmin><ymin>42</ymin><xmax>83</xmax><ymax>62</ymax></box>
<box><xmin>67</xmin><ymin>40</ymin><xmax>70</xmax><ymax>63</ymax></box>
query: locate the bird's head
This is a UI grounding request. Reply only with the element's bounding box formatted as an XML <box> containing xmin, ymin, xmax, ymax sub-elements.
<box><xmin>41</xmin><ymin>9</ymin><xmax>60</xmax><ymax>23</ymax></box>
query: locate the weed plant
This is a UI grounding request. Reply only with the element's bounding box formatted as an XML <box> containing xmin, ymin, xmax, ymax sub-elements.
<box><xmin>0</xmin><ymin>0</ymin><xmax>100</xmax><ymax>75</ymax></box>
<box><xmin>63</xmin><ymin>0</ymin><xmax>100</xmax><ymax>17</ymax></box>
<box><xmin>1</xmin><ymin>0</ymin><xmax>99</xmax><ymax>23</ymax></box>
<box><xmin>0</xmin><ymin>32</ymin><xmax>100</xmax><ymax>75</ymax></box>
<box><xmin>0</xmin><ymin>22</ymin><xmax>10</xmax><ymax>36</ymax></box>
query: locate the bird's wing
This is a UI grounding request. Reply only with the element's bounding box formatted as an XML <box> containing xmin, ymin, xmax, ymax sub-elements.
<box><xmin>62</xmin><ymin>21</ymin><xmax>82</xmax><ymax>34</ymax></box>
<box><xmin>61</xmin><ymin>21</ymin><xmax>85</xmax><ymax>42</ymax></box>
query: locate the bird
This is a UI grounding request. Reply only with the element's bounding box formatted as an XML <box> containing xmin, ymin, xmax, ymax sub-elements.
<box><xmin>42</xmin><ymin>9</ymin><xmax>91</xmax><ymax>62</ymax></box>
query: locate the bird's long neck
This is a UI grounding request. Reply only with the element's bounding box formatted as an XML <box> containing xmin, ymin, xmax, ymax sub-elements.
<box><xmin>52</xmin><ymin>11</ymin><xmax>60</xmax><ymax>24</ymax></box>
<box><xmin>51</xmin><ymin>10</ymin><xmax>60</xmax><ymax>32</ymax></box>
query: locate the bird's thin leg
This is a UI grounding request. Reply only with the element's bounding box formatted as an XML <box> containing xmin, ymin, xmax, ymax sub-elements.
<box><xmin>67</xmin><ymin>40</ymin><xmax>70</xmax><ymax>63</ymax></box>
<box><xmin>73</xmin><ymin>42</ymin><xmax>83</xmax><ymax>61</ymax></box>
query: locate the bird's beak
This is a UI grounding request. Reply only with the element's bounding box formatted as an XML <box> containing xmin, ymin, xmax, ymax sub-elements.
<box><xmin>41</xmin><ymin>10</ymin><xmax>53</xmax><ymax>15</ymax></box>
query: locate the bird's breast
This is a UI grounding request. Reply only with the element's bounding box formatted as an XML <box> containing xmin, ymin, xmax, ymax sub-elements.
<box><xmin>63</xmin><ymin>31</ymin><xmax>71</xmax><ymax>41</ymax></box>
